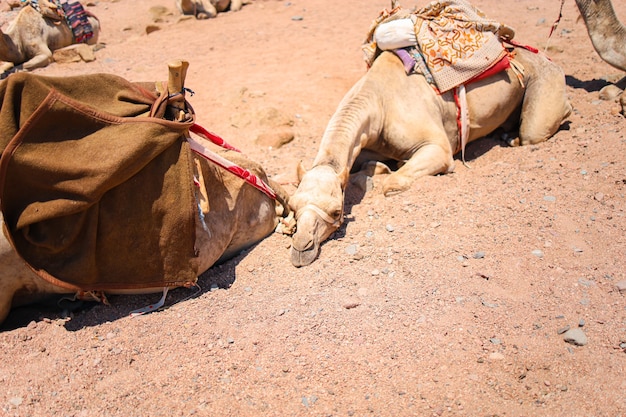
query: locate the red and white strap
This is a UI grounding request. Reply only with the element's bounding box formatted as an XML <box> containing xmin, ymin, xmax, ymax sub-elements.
<box><xmin>187</xmin><ymin>124</ymin><xmax>277</xmax><ymax>200</ymax></box>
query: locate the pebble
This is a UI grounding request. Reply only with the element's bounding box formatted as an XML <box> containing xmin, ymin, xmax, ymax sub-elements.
<box><xmin>563</xmin><ymin>328</ymin><xmax>588</xmax><ymax>346</ymax></box>
<box><xmin>385</xmin><ymin>224</ymin><xmax>395</xmax><ymax>232</ymax></box>
<box><xmin>616</xmin><ymin>280</ymin><xmax>626</xmax><ymax>293</ymax></box>
<box><xmin>291</xmin><ymin>15</ymin><xmax>303</xmax><ymax>21</ymax></box>
<box><xmin>343</xmin><ymin>301</ymin><xmax>360</xmax><ymax>310</ymax></box>
<box><xmin>9</xmin><ymin>397</ymin><xmax>22</xmax><ymax>406</ymax></box>
<box><xmin>557</xmin><ymin>325</ymin><xmax>570</xmax><ymax>334</ymax></box>
<box><xmin>345</xmin><ymin>244</ymin><xmax>358</xmax><ymax>256</ymax></box>
<box><xmin>473</xmin><ymin>251</ymin><xmax>485</xmax><ymax>259</ymax></box>
<box><xmin>543</xmin><ymin>195</ymin><xmax>556</xmax><ymax>202</ymax></box>
<box><xmin>532</xmin><ymin>249</ymin><xmax>544</xmax><ymax>258</ymax></box>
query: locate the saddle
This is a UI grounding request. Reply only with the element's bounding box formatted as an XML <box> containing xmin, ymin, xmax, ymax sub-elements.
<box><xmin>0</xmin><ymin>62</ymin><xmax>199</xmax><ymax>292</ymax></box>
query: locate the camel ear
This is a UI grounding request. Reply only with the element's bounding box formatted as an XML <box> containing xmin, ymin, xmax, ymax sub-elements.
<box><xmin>296</xmin><ymin>161</ymin><xmax>307</xmax><ymax>184</ymax></box>
<box><xmin>338</xmin><ymin>167</ymin><xmax>350</xmax><ymax>189</ymax></box>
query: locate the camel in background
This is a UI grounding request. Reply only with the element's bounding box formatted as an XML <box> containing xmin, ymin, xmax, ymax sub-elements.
<box><xmin>176</xmin><ymin>0</ymin><xmax>243</xmax><ymax>19</ymax></box>
<box><xmin>575</xmin><ymin>0</ymin><xmax>626</xmax><ymax>115</ymax></box>
<box><xmin>0</xmin><ymin>0</ymin><xmax>99</xmax><ymax>73</ymax></box>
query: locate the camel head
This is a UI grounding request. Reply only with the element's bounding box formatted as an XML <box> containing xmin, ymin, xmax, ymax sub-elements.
<box><xmin>289</xmin><ymin>163</ymin><xmax>348</xmax><ymax>267</ymax></box>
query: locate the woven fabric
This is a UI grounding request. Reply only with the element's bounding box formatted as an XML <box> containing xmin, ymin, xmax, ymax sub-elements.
<box><xmin>60</xmin><ymin>1</ymin><xmax>94</xmax><ymax>43</ymax></box>
<box><xmin>413</xmin><ymin>0</ymin><xmax>506</xmax><ymax>92</ymax></box>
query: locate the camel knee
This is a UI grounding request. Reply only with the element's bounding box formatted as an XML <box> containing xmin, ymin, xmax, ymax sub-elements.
<box><xmin>230</xmin><ymin>0</ymin><xmax>243</xmax><ymax>11</ymax></box>
<box><xmin>518</xmin><ymin>58</ymin><xmax>572</xmax><ymax>145</ymax></box>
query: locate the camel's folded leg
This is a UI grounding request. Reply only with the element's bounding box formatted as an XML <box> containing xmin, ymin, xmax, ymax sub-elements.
<box><xmin>230</xmin><ymin>0</ymin><xmax>243</xmax><ymax>11</ymax></box>
<box><xmin>516</xmin><ymin>51</ymin><xmax>572</xmax><ymax>146</ymax></box>
<box><xmin>0</xmin><ymin>62</ymin><xmax>14</xmax><ymax>73</ymax></box>
<box><xmin>199</xmin><ymin>0</ymin><xmax>217</xmax><ymax>18</ymax></box>
<box><xmin>21</xmin><ymin>51</ymin><xmax>53</xmax><ymax>71</ymax></box>
<box><xmin>382</xmin><ymin>142</ymin><xmax>454</xmax><ymax>196</ymax></box>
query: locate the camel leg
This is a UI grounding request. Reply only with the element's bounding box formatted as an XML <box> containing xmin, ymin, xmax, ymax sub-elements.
<box><xmin>382</xmin><ymin>142</ymin><xmax>454</xmax><ymax>196</ymax></box>
<box><xmin>230</xmin><ymin>0</ymin><xmax>243</xmax><ymax>11</ymax></box>
<box><xmin>516</xmin><ymin>51</ymin><xmax>572</xmax><ymax>146</ymax></box>
<box><xmin>200</xmin><ymin>0</ymin><xmax>217</xmax><ymax>17</ymax></box>
<box><xmin>21</xmin><ymin>50</ymin><xmax>53</xmax><ymax>71</ymax></box>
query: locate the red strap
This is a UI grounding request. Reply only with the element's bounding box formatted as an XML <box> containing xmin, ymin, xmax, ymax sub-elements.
<box><xmin>190</xmin><ymin>123</ymin><xmax>241</xmax><ymax>152</ymax></box>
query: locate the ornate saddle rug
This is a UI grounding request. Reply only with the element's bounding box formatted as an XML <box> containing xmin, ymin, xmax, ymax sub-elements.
<box><xmin>363</xmin><ymin>0</ymin><xmax>513</xmax><ymax>93</ymax></box>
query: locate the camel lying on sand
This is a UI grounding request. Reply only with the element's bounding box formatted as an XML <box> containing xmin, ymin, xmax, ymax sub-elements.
<box><xmin>0</xmin><ymin>151</ymin><xmax>289</xmax><ymax>325</ymax></box>
<box><xmin>0</xmin><ymin>0</ymin><xmax>99</xmax><ymax>73</ymax></box>
<box><xmin>575</xmin><ymin>0</ymin><xmax>626</xmax><ymax>115</ymax></box>
<box><xmin>0</xmin><ymin>62</ymin><xmax>289</xmax><ymax>326</ymax></box>
<box><xmin>176</xmin><ymin>0</ymin><xmax>242</xmax><ymax>19</ymax></box>
<box><xmin>289</xmin><ymin>45</ymin><xmax>572</xmax><ymax>267</ymax></box>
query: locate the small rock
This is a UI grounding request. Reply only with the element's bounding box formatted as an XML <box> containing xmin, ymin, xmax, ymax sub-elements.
<box><xmin>342</xmin><ymin>301</ymin><xmax>360</xmax><ymax>310</ymax></box>
<box><xmin>543</xmin><ymin>195</ymin><xmax>556</xmax><ymax>202</ymax></box>
<box><xmin>615</xmin><ymin>280</ymin><xmax>626</xmax><ymax>293</ymax></box>
<box><xmin>345</xmin><ymin>244</ymin><xmax>358</xmax><ymax>256</ymax></box>
<box><xmin>145</xmin><ymin>24</ymin><xmax>161</xmax><ymax>34</ymax></box>
<box><xmin>52</xmin><ymin>43</ymin><xmax>95</xmax><ymax>63</ymax></box>
<box><xmin>9</xmin><ymin>397</ymin><xmax>22</xmax><ymax>407</ymax></box>
<box><xmin>385</xmin><ymin>224</ymin><xmax>394</xmax><ymax>232</ymax></box>
<box><xmin>532</xmin><ymin>249</ymin><xmax>544</xmax><ymax>258</ymax></box>
<box><xmin>291</xmin><ymin>15</ymin><xmax>303</xmax><ymax>21</ymax></box>
<box><xmin>563</xmin><ymin>328</ymin><xmax>588</xmax><ymax>346</ymax></box>
<box><xmin>557</xmin><ymin>325</ymin><xmax>570</xmax><ymax>334</ymax></box>
<box><xmin>473</xmin><ymin>251</ymin><xmax>485</xmax><ymax>259</ymax></box>
<box><xmin>255</xmin><ymin>128</ymin><xmax>294</xmax><ymax>149</ymax></box>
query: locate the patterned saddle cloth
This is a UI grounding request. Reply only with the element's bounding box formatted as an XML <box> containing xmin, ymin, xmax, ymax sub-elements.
<box><xmin>363</xmin><ymin>0</ymin><xmax>515</xmax><ymax>93</ymax></box>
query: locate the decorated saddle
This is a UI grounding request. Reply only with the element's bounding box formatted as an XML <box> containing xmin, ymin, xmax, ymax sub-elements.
<box><xmin>363</xmin><ymin>0</ymin><xmax>516</xmax><ymax>93</ymax></box>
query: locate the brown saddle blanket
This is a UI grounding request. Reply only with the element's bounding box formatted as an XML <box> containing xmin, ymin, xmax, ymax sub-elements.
<box><xmin>0</xmin><ymin>72</ymin><xmax>199</xmax><ymax>291</ymax></box>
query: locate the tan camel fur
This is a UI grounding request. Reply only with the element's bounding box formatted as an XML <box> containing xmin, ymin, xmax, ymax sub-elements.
<box><xmin>575</xmin><ymin>0</ymin><xmax>626</xmax><ymax>115</ymax></box>
<box><xmin>0</xmin><ymin>2</ymin><xmax>99</xmax><ymax>73</ymax></box>
<box><xmin>0</xmin><ymin>150</ymin><xmax>289</xmax><ymax>326</ymax></box>
<box><xmin>289</xmin><ymin>49</ymin><xmax>572</xmax><ymax>267</ymax></box>
<box><xmin>175</xmin><ymin>0</ymin><xmax>242</xmax><ymax>19</ymax></box>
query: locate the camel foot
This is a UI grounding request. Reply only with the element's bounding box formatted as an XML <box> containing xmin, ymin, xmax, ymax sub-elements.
<box><xmin>502</xmin><ymin>132</ymin><xmax>520</xmax><ymax>147</ymax></box>
<box><xmin>382</xmin><ymin>174</ymin><xmax>413</xmax><ymax>196</ymax></box>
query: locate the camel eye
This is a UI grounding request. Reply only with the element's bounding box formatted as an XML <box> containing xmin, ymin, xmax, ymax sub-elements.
<box><xmin>331</xmin><ymin>209</ymin><xmax>342</xmax><ymax>219</ymax></box>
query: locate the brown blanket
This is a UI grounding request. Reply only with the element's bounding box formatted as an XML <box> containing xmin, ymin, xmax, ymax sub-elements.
<box><xmin>0</xmin><ymin>72</ymin><xmax>198</xmax><ymax>291</ymax></box>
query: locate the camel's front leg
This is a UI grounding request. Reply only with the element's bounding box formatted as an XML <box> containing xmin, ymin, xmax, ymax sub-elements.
<box><xmin>382</xmin><ymin>142</ymin><xmax>454</xmax><ymax>196</ymax></box>
<box><xmin>229</xmin><ymin>0</ymin><xmax>243</xmax><ymax>11</ymax></box>
<box><xmin>21</xmin><ymin>51</ymin><xmax>53</xmax><ymax>71</ymax></box>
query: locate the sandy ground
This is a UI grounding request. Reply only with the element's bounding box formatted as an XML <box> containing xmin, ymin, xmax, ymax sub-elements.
<box><xmin>1</xmin><ymin>0</ymin><xmax>625</xmax><ymax>416</ymax></box>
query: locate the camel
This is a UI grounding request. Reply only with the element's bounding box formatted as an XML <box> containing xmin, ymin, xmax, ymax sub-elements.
<box><xmin>289</xmin><ymin>45</ymin><xmax>572</xmax><ymax>267</ymax></box>
<box><xmin>574</xmin><ymin>0</ymin><xmax>626</xmax><ymax>115</ymax></box>
<box><xmin>0</xmin><ymin>0</ymin><xmax>100</xmax><ymax>73</ymax></box>
<box><xmin>0</xmin><ymin>62</ymin><xmax>289</xmax><ymax>326</ymax></box>
<box><xmin>0</xmin><ymin>151</ymin><xmax>289</xmax><ymax>326</ymax></box>
<box><xmin>175</xmin><ymin>0</ymin><xmax>242</xmax><ymax>19</ymax></box>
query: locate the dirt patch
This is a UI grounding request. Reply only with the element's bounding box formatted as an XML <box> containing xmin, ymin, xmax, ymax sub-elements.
<box><xmin>1</xmin><ymin>0</ymin><xmax>625</xmax><ymax>416</ymax></box>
